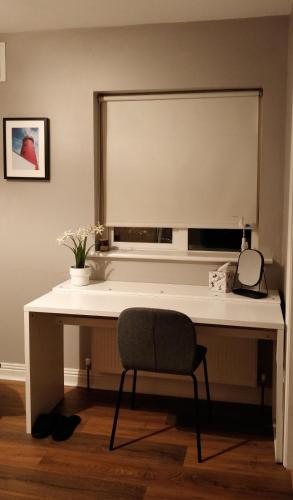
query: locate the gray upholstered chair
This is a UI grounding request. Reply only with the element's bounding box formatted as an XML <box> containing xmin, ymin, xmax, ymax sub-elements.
<box><xmin>109</xmin><ymin>307</ymin><xmax>211</xmax><ymax>462</ymax></box>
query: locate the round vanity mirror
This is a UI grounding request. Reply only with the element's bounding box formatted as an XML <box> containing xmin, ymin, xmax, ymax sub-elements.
<box><xmin>237</xmin><ymin>249</ymin><xmax>264</xmax><ymax>287</ymax></box>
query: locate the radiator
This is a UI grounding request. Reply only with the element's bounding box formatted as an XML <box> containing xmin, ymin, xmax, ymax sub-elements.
<box><xmin>91</xmin><ymin>324</ymin><xmax>258</xmax><ymax>388</ymax></box>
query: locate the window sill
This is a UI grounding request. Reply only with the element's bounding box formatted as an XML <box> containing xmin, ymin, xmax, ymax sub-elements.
<box><xmin>90</xmin><ymin>249</ymin><xmax>273</xmax><ymax>264</ymax></box>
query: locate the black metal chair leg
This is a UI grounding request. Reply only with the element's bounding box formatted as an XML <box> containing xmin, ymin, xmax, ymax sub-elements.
<box><xmin>203</xmin><ymin>356</ymin><xmax>211</xmax><ymax>418</ymax></box>
<box><xmin>131</xmin><ymin>369</ymin><xmax>137</xmax><ymax>410</ymax></box>
<box><xmin>109</xmin><ymin>369</ymin><xmax>127</xmax><ymax>451</ymax></box>
<box><xmin>191</xmin><ymin>374</ymin><xmax>202</xmax><ymax>463</ymax></box>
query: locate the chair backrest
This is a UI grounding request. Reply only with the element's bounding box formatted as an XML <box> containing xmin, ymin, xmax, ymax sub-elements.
<box><xmin>117</xmin><ymin>307</ymin><xmax>197</xmax><ymax>375</ymax></box>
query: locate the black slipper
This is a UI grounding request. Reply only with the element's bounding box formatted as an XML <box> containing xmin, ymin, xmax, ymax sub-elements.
<box><xmin>52</xmin><ymin>414</ymin><xmax>81</xmax><ymax>441</ymax></box>
<box><xmin>32</xmin><ymin>413</ymin><xmax>62</xmax><ymax>439</ymax></box>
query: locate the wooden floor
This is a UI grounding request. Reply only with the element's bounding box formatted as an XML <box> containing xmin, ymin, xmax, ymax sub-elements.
<box><xmin>0</xmin><ymin>381</ymin><xmax>292</xmax><ymax>500</ymax></box>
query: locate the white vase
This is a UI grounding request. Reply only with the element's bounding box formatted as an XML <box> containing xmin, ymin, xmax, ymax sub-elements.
<box><xmin>69</xmin><ymin>266</ymin><xmax>91</xmax><ymax>286</ymax></box>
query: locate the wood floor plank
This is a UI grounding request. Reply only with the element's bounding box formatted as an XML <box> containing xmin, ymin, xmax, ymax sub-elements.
<box><xmin>0</xmin><ymin>381</ymin><xmax>291</xmax><ymax>500</ymax></box>
<box><xmin>144</xmin><ymin>483</ymin><xmax>293</xmax><ymax>500</ymax></box>
<box><xmin>184</xmin><ymin>436</ymin><xmax>277</xmax><ymax>470</ymax></box>
<box><xmin>37</xmin><ymin>446</ymin><xmax>293</xmax><ymax>497</ymax></box>
<box><xmin>0</xmin><ymin>464</ymin><xmax>145</xmax><ymax>500</ymax></box>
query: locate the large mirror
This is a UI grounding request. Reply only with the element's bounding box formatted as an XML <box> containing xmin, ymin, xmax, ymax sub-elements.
<box><xmin>233</xmin><ymin>249</ymin><xmax>267</xmax><ymax>298</ymax></box>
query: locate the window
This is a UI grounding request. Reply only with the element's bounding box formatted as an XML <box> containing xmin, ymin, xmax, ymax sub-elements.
<box><xmin>114</xmin><ymin>227</ymin><xmax>172</xmax><ymax>244</ymax></box>
<box><xmin>188</xmin><ymin>228</ymin><xmax>252</xmax><ymax>252</ymax></box>
<box><xmin>100</xmin><ymin>90</ymin><xmax>260</xmax><ymax>229</ymax></box>
<box><xmin>100</xmin><ymin>89</ymin><xmax>260</xmax><ymax>254</ymax></box>
<box><xmin>110</xmin><ymin>227</ymin><xmax>186</xmax><ymax>251</ymax></box>
<box><xmin>110</xmin><ymin>226</ymin><xmax>256</xmax><ymax>253</ymax></box>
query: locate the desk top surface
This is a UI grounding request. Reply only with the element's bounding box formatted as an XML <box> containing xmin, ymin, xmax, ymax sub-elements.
<box><xmin>24</xmin><ymin>280</ymin><xmax>284</xmax><ymax>330</ymax></box>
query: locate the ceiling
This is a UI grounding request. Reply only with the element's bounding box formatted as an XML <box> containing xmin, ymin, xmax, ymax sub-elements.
<box><xmin>0</xmin><ymin>0</ymin><xmax>292</xmax><ymax>33</ymax></box>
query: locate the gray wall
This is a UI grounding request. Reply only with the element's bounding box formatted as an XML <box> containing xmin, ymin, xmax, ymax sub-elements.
<box><xmin>0</xmin><ymin>17</ymin><xmax>289</xmax><ymax>367</ymax></box>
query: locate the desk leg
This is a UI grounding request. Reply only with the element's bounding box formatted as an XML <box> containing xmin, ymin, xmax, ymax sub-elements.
<box><xmin>273</xmin><ymin>327</ymin><xmax>285</xmax><ymax>463</ymax></box>
<box><xmin>24</xmin><ymin>312</ymin><xmax>64</xmax><ymax>433</ymax></box>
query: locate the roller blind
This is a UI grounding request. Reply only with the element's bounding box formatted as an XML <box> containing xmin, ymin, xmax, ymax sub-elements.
<box><xmin>101</xmin><ymin>91</ymin><xmax>259</xmax><ymax>228</ymax></box>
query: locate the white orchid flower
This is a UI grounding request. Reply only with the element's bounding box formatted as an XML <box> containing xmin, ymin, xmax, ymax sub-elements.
<box><xmin>57</xmin><ymin>223</ymin><xmax>104</xmax><ymax>267</ymax></box>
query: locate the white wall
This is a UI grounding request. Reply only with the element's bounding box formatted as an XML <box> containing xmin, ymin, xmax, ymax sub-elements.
<box><xmin>0</xmin><ymin>17</ymin><xmax>288</xmax><ymax>376</ymax></box>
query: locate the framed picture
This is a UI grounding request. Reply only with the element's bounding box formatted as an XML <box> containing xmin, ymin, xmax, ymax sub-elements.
<box><xmin>3</xmin><ymin>118</ymin><xmax>50</xmax><ymax>180</ymax></box>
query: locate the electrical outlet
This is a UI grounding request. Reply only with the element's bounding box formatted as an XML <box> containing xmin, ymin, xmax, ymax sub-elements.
<box><xmin>85</xmin><ymin>357</ymin><xmax>91</xmax><ymax>369</ymax></box>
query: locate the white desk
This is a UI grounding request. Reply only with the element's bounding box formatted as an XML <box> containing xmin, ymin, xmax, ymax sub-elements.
<box><xmin>24</xmin><ymin>280</ymin><xmax>285</xmax><ymax>462</ymax></box>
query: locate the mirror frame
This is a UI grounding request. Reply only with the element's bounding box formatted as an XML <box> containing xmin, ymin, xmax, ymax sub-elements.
<box><xmin>236</xmin><ymin>249</ymin><xmax>264</xmax><ymax>287</ymax></box>
<box><xmin>232</xmin><ymin>249</ymin><xmax>268</xmax><ymax>299</ymax></box>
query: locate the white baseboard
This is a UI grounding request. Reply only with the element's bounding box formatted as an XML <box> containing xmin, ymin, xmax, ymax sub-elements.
<box><xmin>63</xmin><ymin>367</ymin><xmax>87</xmax><ymax>387</ymax></box>
<box><xmin>0</xmin><ymin>362</ymin><xmax>270</xmax><ymax>405</ymax></box>
<box><xmin>0</xmin><ymin>362</ymin><xmax>89</xmax><ymax>387</ymax></box>
<box><xmin>0</xmin><ymin>362</ymin><xmax>25</xmax><ymax>381</ymax></box>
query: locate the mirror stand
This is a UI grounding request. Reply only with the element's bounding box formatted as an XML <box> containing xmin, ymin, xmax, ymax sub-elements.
<box><xmin>232</xmin><ymin>277</ymin><xmax>268</xmax><ymax>299</ymax></box>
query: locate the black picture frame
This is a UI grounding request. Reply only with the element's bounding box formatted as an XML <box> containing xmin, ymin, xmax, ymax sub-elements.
<box><xmin>3</xmin><ymin>117</ymin><xmax>50</xmax><ymax>180</ymax></box>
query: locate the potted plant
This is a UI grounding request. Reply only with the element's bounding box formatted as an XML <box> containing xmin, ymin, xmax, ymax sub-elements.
<box><xmin>57</xmin><ymin>224</ymin><xmax>104</xmax><ymax>286</ymax></box>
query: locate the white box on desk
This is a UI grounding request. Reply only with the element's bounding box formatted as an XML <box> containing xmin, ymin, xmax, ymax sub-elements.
<box><xmin>209</xmin><ymin>270</ymin><xmax>234</xmax><ymax>293</ymax></box>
